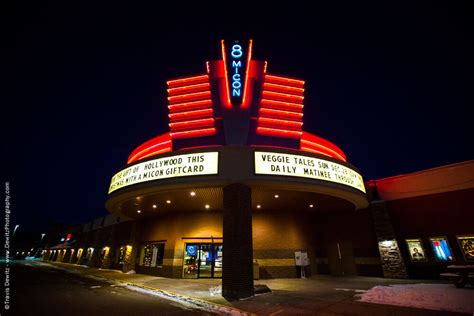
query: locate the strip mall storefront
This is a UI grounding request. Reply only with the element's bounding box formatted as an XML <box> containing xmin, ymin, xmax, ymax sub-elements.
<box><xmin>43</xmin><ymin>40</ymin><xmax>474</xmax><ymax>299</ymax></box>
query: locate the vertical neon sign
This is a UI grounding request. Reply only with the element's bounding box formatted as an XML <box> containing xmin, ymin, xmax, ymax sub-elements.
<box><xmin>224</xmin><ymin>40</ymin><xmax>249</xmax><ymax>105</ymax></box>
<box><xmin>231</xmin><ymin>44</ymin><xmax>243</xmax><ymax>100</ymax></box>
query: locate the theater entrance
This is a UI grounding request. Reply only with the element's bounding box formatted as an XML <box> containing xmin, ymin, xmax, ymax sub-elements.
<box><xmin>183</xmin><ymin>243</ymin><xmax>223</xmax><ymax>278</ymax></box>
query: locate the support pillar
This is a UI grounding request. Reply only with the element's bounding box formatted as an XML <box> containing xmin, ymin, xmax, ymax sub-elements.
<box><xmin>101</xmin><ymin>225</ymin><xmax>116</xmax><ymax>269</ymax></box>
<box><xmin>370</xmin><ymin>201</ymin><xmax>408</xmax><ymax>278</ymax></box>
<box><xmin>123</xmin><ymin>221</ymin><xmax>139</xmax><ymax>273</ymax></box>
<box><xmin>222</xmin><ymin>183</ymin><xmax>254</xmax><ymax>299</ymax></box>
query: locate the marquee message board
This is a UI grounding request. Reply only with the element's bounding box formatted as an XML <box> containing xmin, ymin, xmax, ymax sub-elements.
<box><xmin>254</xmin><ymin>151</ymin><xmax>366</xmax><ymax>193</ymax></box>
<box><xmin>108</xmin><ymin>152</ymin><xmax>219</xmax><ymax>194</ymax></box>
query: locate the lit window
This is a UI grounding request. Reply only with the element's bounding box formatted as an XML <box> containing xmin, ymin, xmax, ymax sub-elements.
<box><xmin>139</xmin><ymin>243</ymin><xmax>165</xmax><ymax>267</ymax></box>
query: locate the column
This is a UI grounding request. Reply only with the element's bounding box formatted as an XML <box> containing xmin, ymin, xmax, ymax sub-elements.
<box><xmin>222</xmin><ymin>183</ymin><xmax>254</xmax><ymax>299</ymax></box>
<box><xmin>370</xmin><ymin>201</ymin><xmax>408</xmax><ymax>278</ymax></box>
<box><xmin>122</xmin><ymin>221</ymin><xmax>139</xmax><ymax>273</ymax></box>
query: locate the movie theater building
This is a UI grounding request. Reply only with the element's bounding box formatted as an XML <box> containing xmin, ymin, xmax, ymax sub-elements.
<box><xmin>44</xmin><ymin>40</ymin><xmax>474</xmax><ymax>299</ymax></box>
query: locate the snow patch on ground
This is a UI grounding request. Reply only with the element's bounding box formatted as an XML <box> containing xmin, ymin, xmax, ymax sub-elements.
<box><xmin>125</xmin><ymin>270</ymin><xmax>136</xmax><ymax>274</ymax></box>
<box><xmin>335</xmin><ymin>288</ymin><xmax>367</xmax><ymax>293</ymax></box>
<box><xmin>124</xmin><ymin>284</ymin><xmax>248</xmax><ymax>315</ymax></box>
<box><xmin>209</xmin><ymin>285</ymin><xmax>222</xmax><ymax>296</ymax></box>
<box><xmin>356</xmin><ymin>283</ymin><xmax>474</xmax><ymax>314</ymax></box>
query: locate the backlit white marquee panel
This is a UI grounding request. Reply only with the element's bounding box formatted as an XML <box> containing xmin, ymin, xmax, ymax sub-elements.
<box><xmin>108</xmin><ymin>152</ymin><xmax>219</xmax><ymax>194</ymax></box>
<box><xmin>255</xmin><ymin>151</ymin><xmax>366</xmax><ymax>193</ymax></box>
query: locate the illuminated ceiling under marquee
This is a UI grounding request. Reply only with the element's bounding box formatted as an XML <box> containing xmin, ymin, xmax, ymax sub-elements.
<box><xmin>127</xmin><ymin>40</ymin><xmax>347</xmax><ymax>164</ymax></box>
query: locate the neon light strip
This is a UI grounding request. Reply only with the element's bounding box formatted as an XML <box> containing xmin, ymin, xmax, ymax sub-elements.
<box><xmin>169</xmin><ymin>118</ymin><xmax>215</xmax><ymax>130</ymax></box>
<box><xmin>131</xmin><ymin>147</ymin><xmax>172</xmax><ymax>163</ymax></box>
<box><xmin>300</xmin><ymin>146</ymin><xmax>333</xmax><ymax>159</ymax></box>
<box><xmin>170</xmin><ymin>127</ymin><xmax>216</xmax><ymax>139</ymax></box>
<box><xmin>258</xmin><ymin>117</ymin><xmax>303</xmax><ymax>128</ymax></box>
<box><xmin>167</xmin><ymin>75</ymin><xmax>208</xmax><ymax>88</ymax></box>
<box><xmin>262</xmin><ymin>91</ymin><xmax>304</xmax><ymax>101</ymax></box>
<box><xmin>260</xmin><ymin>99</ymin><xmax>304</xmax><ymax>111</ymax></box>
<box><xmin>241</xmin><ymin>39</ymin><xmax>253</xmax><ymax>109</ymax></box>
<box><xmin>265</xmin><ymin>74</ymin><xmax>305</xmax><ymax>86</ymax></box>
<box><xmin>300</xmin><ymin>139</ymin><xmax>346</xmax><ymax>161</ymax></box>
<box><xmin>260</xmin><ymin>108</ymin><xmax>303</xmax><ymax>119</ymax></box>
<box><xmin>128</xmin><ymin>141</ymin><xmax>172</xmax><ymax>163</ymax></box>
<box><xmin>263</xmin><ymin>61</ymin><xmax>268</xmax><ymax>74</ymax></box>
<box><xmin>256</xmin><ymin>127</ymin><xmax>303</xmax><ymax>139</ymax></box>
<box><xmin>221</xmin><ymin>40</ymin><xmax>232</xmax><ymax>107</ymax></box>
<box><xmin>168</xmin><ymin>99</ymin><xmax>212</xmax><ymax>112</ymax></box>
<box><xmin>263</xmin><ymin>82</ymin><xmax>305</xmax><ymax>94</ymax></box>
<box><xmin>168</xmin><ymin>91</ymin><xmax>211</xmax><ymax>103</ymax></box>
<box><xmin>301</xmin><ymin>132</ymin><xmax>346</xmax><ymax>160</ymax></box>
<box><xmin>168</xmin><ymin>108</ymin><xmax>213</xmax><ymax>121</ymax></box>
<box><xmin>167</xmin><ymin>83</ymin><xmax>210</xmax><ymax>95</ymax></box>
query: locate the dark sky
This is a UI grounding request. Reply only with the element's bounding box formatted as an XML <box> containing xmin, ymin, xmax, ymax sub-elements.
<box><xmin>6</xmin><ymin>2</ymin><xmax>473</xmax><ymax>231</ymax></box>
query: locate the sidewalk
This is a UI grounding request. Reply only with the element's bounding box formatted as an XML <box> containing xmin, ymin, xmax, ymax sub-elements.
<box><xmin>38</xmin><ymin>261</ymin><xmax>467</xmax><ymax>315</ymax></box>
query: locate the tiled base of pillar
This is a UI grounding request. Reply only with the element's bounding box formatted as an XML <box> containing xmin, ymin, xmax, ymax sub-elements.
<box><xmin>377</xmin><ymin>239</ymin><xmax>408</xmax><ymax>279</ymax></box>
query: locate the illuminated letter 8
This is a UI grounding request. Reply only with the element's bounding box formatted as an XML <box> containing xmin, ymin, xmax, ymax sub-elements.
<box><xmin>231</xmin><ymin>45</ymin><xmax>243</xmax><ymax>58</ymax></box>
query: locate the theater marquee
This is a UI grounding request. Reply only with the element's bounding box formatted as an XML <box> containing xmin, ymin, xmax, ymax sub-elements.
<box><xmin>254</xmin><ymin>151</ymin><xmax>366</xmax><ymax>193</ymax></box>
<box><xmin>108</xmin><ymin>152</ymin><xmax>219</xmax><ymax>194</ymax></box>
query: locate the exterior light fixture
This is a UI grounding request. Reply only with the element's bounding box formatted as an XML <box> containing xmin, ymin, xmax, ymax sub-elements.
<box><xmin>137</xmin><ymin>210</ymin><xmax>141</xmax><ymax>213</ymax></box>
<box><xmin>152</xmin><ymin>204</ymin><xmax>157</xmax><ymax>208</ymax></box>
<box><xmin>205</xmin><ymin>204</ymin><xmax>210</xmax><ymax>209</ymax></box>
<box><xmin>309</xmin><ymin>204</ymin><xmax>314</xmax><ymax>208</ymax></box>
<box><xmin>274</xmin><ymin>194</ymin><xmax>279</xmax><ymax>198</ymax></box>
<box><xmin>190</xmin><ymin>191</ymin><xmax>196</xmax><ymax>196</ymax></box>
<box><xmin>257</xmin><ymin>205</ymin><xmax>261</xmax><ymax>209</ymax></box>
<box><xmin>166</xmin><ymin>200</ymin><xmax>171</xmax><ymax>204</ymax></box>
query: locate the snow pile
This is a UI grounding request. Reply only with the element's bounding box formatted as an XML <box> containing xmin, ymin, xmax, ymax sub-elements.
<box><xmin>124</xmin><ymin>284</ymin><xmax>249</xmax><ymax>315</ymax></box>
<box><xmin>125</xmin><ymin>269</ymin><xmax>136</xmax><ymax>274</ymax></box>
<box><xmin>335</xmin><ymin>288</ymin><xmax>367</xmax><ymax>293</ymax></box>
<box><xmin>209</xmin><ymin>285</ymin><xmax>222</xmax><ymax>296</ymax></box>
<box><xmin>357</xmin><ymin>283</ymin><xmax>474</xmax><ymax>314</ymax></box>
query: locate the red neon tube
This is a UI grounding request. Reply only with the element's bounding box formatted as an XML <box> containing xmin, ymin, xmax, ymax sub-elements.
<box><xmin>260</xmin><ymin>99</ymin><xmax>304</xmax><ymax>112</ymax></box>
<box><xmin>167</xmin><ymin>83</ymin><xmax>210</xmax><ymax>96</ymax></box>
<box><xmin>300</xmin><ymin>131</ymin><xmax>347</xmax><ymax>161</ymax></box>
<box><xmin>170</xmin><ymin>127</ymin><xmax>216</xmax><ymax>139</ymax></box>
<box><xmin>130</xmin><ymin>147</ymin><xmax>172</xmax><ymax>163</ymax></box>
<box><xmin>265</xmin><ymin>74</ymin><xmax>305</xmax><ymax>87</ymax></box>
<box><xmin>168</xmin><ymin>99</ymin><xmax>213</xmax><ymax>112</ymax></box>
<box><xmin>300</xmin><ymin>140</ymin><xmax>346</xmax><ymax>161</ymax></box>
<box><xmin>300</xmin><ymin>146</ymin><xmax>334</xmax><ymax>159</ymax></box>
<box><xmin>241</xmin><ymin>39</ymin><xmax>253</xmax><ymax>109</ymax></box>
<box><xmin>168</xmin><ymin>108</ymin><xmax>213</xmax><ymax>121</ymax></box>
<box><xmin>262</xmin><ymin>91</ymin><xmax>304</xmax><ymax>102</ymax></box>
<box><xmin>260</xmin><ymin>108</ymin><xmax>303</xmax><ymax>120</ymax></box>
<box><xmin>127</xmin><ymin>133</ymin><xmax>172</xmax><ymax>163</ymax></box>
<box><xmin>263</xmin><ymin>82</ymin><xmax>304</xmax><ymax>95</ymax></box>
<box><xmin>169</xmin><ymin>118</ymin><xmax>215</xmax><ymax>131</ymax></box>
<box><xmin>167</xmin><ymin>75</ymin><xmax>209</xmax><ymax>88</ymax></box>
<box><xmin>168</xmin><ymin>91</ymin><xmax>211</xmax><ymax>104</ymax></box>
<box><xmin>256</xmin><ymin>127</ymin><xmax>303</xmax><ymax>139</ymax></box>
<box><xmin>220</xmin><ymin>40</ymin><xmax>232</xmax><ymax>108</ymax></box>
<box><xmin>257</xmin><ymin>117</ymin><xmax>303</xmax><ymax>129</ymax></box>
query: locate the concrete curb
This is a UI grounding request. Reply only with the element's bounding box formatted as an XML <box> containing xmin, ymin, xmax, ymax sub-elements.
<box><xmin>37</xmin><ymin>261</ymin><xmax>254</xmax><ymax>316</ymax></box>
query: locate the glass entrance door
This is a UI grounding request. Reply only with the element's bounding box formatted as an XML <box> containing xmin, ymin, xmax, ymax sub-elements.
<box><xmin>213</xmin><ymin>244</ymin><xmax>223</xmax><ymax>278</ymax></box>
<box><xmin>198</xmin><ymin>244</ymin><xmax>213</xmax><ymax>278</ymax></box>
<box><xmin>183</xmin><ymin>243</ymin><xmax>222</xmax><ymax>278</ymax></box>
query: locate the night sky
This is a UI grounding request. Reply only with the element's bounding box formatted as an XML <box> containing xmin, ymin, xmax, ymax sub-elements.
<box><xmin>6</xmin><ymin>2</ymin><xmax>473</xmax><ymax>231</ymax></box>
